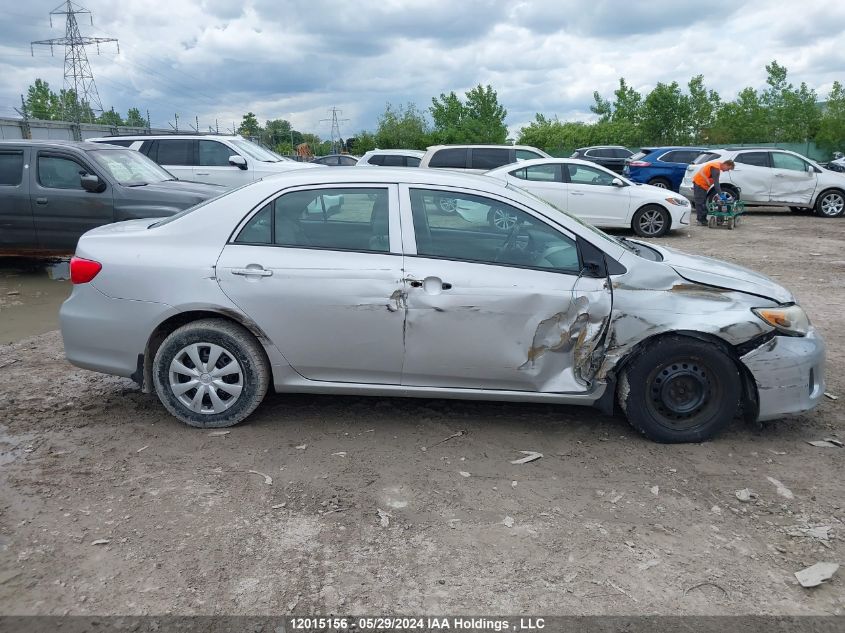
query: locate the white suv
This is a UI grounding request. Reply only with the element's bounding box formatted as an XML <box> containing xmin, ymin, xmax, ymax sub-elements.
<box><xmin>88</xmin><ymin>135</ymin><xmax>318</xmax><ymax>188</ymax></box>
<box><xmin>419</xmin><ymin>144</ymin><xmax>551</xmax><ymax>173</ymax></box>
<box><xmin>356</xmin><ymin>149</ymin><xmax>424</xmax><ymax>167</ymax></box>
<box><xmin>680</xmin><ymin>148</ymin><xmax>845</xmax><ymax>218</ymax></box>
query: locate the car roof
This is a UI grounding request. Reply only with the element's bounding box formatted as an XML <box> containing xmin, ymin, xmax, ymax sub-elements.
<box><xmin>424</xmin><ymin>144</ymin><xmax>542</xmax><ymax>151</ymax></box>
<box><xmin>575</xmin><ymin>145</ymin><xmax>628</xmax><ymax>150</ymax></box>
<box><xmin>485</xmin><ymin>157</ymin><xmax>618</xmax><ymax>173</ymax></box>
<box><xmin>0</xmin><ymin>139</ymin><xmax>119</xmax><ymax>151</ymax></box>
<box><xmin>364</xmin><ymin>149</ymin><xmax>425</xmax><ymax>157</ymax></box>
<box><xmin>86</xmin><ymin>134</ymin><xmax>241</xmax><ymax>142</ymax></box>
<box><xmin>644</xmin><ymin>146</ymin><xmax>710</xmax><ymax>151</ymax></box>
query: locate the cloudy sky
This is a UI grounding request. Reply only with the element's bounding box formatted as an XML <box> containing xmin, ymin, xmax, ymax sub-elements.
<box><xmin>1</xmin><ymin>0</ymin><xmax>843</xmax><ymax>139</ymax></box>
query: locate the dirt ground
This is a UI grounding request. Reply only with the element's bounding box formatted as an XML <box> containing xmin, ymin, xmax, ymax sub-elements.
<box><xmin>0</xmin><ymin>209</ymin><xmax>843</xmax><ymax>616</ymax></box>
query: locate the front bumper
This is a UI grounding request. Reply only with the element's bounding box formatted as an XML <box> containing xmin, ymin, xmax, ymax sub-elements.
<box><xmin>740</xmin><ymin>328</ymin><xmax>826</xmax><ymax>421</ymax></box>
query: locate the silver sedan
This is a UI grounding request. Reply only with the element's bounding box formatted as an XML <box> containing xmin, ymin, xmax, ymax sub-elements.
<box><xmin>60</xmin><ymin>168</ymin><xmax>826</xmax><ymax>442</ymax></box>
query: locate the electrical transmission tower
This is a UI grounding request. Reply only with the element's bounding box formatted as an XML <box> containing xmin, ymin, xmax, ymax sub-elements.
<box><xmin>31</xmin><ymin>0</ymin><xmax>119</xmax><ymax>124</ymax></box>
<box><xmin>321</xmin><ymin>107</ymin><xmax>350</xmax><ymax>154</ymax></box>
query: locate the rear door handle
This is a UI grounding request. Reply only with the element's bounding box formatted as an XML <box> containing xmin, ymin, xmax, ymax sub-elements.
<box><xmin>195</xmin><ymin>172</ymin><xmax>210</xmax><ymax>176</ymax></box>
<box><xmin>35</xmin><ymin>197</ymin><xmax>48</xmax><ymax>205</ymax></box>
<box><xmin>571</xmin><ymin>192</ymin><xmax>585</xmax><ymax>196</ymax></box>
<box><xmin>231</xmin><ymin>267</ymin><xmax>273</xmax><ymax>277</ymax></box>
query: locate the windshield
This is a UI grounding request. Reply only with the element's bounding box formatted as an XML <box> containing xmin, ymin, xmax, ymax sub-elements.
<box><xmin>89</xmin><ymin>149</ymin><xmax>173</xmax><ymax>185</ymax></box>
<box><xmin>230</xmin><ymin>139</ymin><xmax>281</xmax><ymax>162</ymax></box>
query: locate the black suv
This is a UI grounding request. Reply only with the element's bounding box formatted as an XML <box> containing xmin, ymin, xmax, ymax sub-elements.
<box><xmin>570</xmin><ymin>146</ymin><xmax>633</xmax><ymax>174</ymax></box>
<box><xmin>0</xmin><ymin>140</ymin><xmax>224</xmax><ymax>254</ymax></box>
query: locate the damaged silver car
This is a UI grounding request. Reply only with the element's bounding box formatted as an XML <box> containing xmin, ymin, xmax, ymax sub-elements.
<box><xmin>59</xmin><ymin>168</ymin><xmax>826</xmax><ymax>442</ymax></box>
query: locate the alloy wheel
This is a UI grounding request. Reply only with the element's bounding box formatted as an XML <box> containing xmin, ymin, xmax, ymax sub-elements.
<box><xmin>637</xmin><ymin>208</ymin><xmax>666</xmax><ymax>236</ymax></box>
<box><xmin>819</xmin><ymin>192</ymin><xmax>845</xmax><ymax>217</ymax></box>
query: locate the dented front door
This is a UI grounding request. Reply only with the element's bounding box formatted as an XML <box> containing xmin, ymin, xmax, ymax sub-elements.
<box><xmin>400</xmin><ymin>186</ymin><xmax>612</xmax><ymax>393</ymax></box>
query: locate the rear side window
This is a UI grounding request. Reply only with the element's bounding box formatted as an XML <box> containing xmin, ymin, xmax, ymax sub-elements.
<box><xmin>585</xmin><ymin>148</ymin><xmax>611</xmax><ymax>158</ymax></box>
<box><xmin>139</xmin><ymin>140</ymin><xmax>156</xmax><ymax>157</ymax></box>
<box><xmin>367</xmin><ymin>155</ymin><xmax>385</xmax><ymax>166</ymax></box>
<box><xmin>199</xmin><ymin>140</ymin><xmax>234</xmax><ymax>166</ymax></box>
<box><xmin>516</xmin><ymin>149</ymin><xmax>543</xmax><ymax>160</ymax></box>
<box><xmin>693</xmin><ymin>152</ymin><xmax>721</xmax><ymax>164</ymax></box>
<box><xmin>236</xmin><ymin>188</ymin><xmax>391</xmax><ymax>253</ymax></box>
<box><xmin>157</xmin><ymin>139</ymin><xmax>194</xmax><ymax>165</ymax></box>
<box><xmin>510</xmin><ymin>164</ymin><xmax>560</xmax><ymax>182</ymax></box>
<box><xmin>406</xmin><ymin>156</ymin><xmax>421</xmax><ymax>167</ymax></box>
<box><xmin>660</xmin><ymin>150</ymin><xmax>699</xmax><ymax>163</ymax></box>
<box><xmin>381</xmin><ymin>154</ymin><xmax>404</xmax><ymax>167</ymax></box>
<box><xmin>0</xmin><ymin>152</ymin><xmax>24</xmax><ymax>186</ymax></box>
<box><xmin>429</xmin><ymin>148</ymin><xmax>468</xmax><ymax>168</ymax></box>
<box><xmin>612</xmin><ymin>148</ymin><xmax>632</xmax><ymax>158</ymax></box>
<box><xmin>471</xmin><ymin>148</ymin><xmax>511</xmax><ymax>170</ymax></box>
<box><xmin>736</xmin><ymin>152</ymin><xmax>769</xmax><ymax>167</ymax></box>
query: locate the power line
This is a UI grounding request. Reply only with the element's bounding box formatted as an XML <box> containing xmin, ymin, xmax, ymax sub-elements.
<box><xmin>30</xmin><ymin>0</ymin><xmax>119</xmax><ymax>124</ymax></box>
<box><xmin>320</xmin><ymin>107</ymin><xmax>349</xmax><ymax>154</ymax></box>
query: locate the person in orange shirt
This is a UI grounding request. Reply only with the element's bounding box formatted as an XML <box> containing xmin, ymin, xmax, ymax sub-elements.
<box><xmin>692</xmin><ymin>159</ymin><xmax>735</xmax><ymax>225</ymax></box>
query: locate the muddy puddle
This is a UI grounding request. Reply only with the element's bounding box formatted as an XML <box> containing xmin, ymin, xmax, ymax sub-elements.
<box><xmin>0</xmin><ymin>258</ymin><xmax>71</xmax><ymax>344</ymax></box>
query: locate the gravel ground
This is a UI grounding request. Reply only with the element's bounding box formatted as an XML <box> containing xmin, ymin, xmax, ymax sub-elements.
<box><xmin>0</xmin><ymin>209</ymin><xmax>843</xmax><ymax>616</ymax></box>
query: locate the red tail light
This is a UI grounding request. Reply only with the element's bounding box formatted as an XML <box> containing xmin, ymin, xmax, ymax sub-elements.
<box><xmin>627</xmin><ymin>161</ymin><xmax>651</xmax><ymax>167</ymax></box>
<box><xmin>70</xmin><ymin>257</ymin><xmax>102</xmax><ymax>284</ymax></box>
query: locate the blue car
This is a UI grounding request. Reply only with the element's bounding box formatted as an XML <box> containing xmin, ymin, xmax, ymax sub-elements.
<box><xmin>623</xmin><ymin>147</ymin><xmax>711</xmax><ymax>191</ymax></box>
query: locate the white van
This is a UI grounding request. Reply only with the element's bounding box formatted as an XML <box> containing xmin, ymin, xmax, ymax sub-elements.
<box><xmin>418</xmin><ymin>144</ymin><xmax>551</xmax><ymax>174</ymax></box>
<box><xmin>87</xmin><ymin>135</ymin><xmax>319</xmax><ymax>188</ymax></box>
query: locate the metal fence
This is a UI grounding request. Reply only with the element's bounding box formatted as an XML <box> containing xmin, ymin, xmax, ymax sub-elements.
<box><xmin>0</xmin><ymin>117</ymin><xmax>190</xmax><ymax>141</ymax></box>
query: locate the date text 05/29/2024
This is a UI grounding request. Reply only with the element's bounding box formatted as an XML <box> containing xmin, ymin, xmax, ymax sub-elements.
<box><xmin>289</xmin><ymin>616</ymin><xmax>546</xmax><ymax>631</ymax></box>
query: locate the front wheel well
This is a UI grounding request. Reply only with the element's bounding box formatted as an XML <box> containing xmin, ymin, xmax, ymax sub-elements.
<box><xmin>604</xmin><ymin>330</ymin><xmax>758</xmax><ymax>420</ymax></box>
<box><xmin>140</xmin><ymin>310</ymin><xmax>269</xmax><ymax>393</ymax></box>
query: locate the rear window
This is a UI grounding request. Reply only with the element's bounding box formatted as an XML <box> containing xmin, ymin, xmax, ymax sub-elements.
<box><xmin>470</xmin><ymin>148</ymin><xmax>511</xmax><ymax>170</ymax></box>
<box><xmin>629</xmin><ymin>151</ymin><xmax>648</xmax><ymax>161</ymax></box>
<box><xmin>429</xmin><ymin>148</ymin><xmax>468</xmax><ymax>168</ymax></box>
<box><xmin>0</xmin><ymin>151</ymin><xmax>24</xmax><ymax>186</ymax></box>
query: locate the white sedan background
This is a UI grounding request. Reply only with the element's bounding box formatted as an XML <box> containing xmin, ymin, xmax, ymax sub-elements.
<box><xmin>484</xmin><ymin>158</ymin><xmax>691</xmax><ymax>237</ymax></box>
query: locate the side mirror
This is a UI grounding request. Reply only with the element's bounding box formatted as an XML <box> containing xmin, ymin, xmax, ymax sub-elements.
<box><xmin>611</xmin><ymin>177</ymin><xmax>625</xmax><ymax>187</ymax></box>
<box><xmin>80</xmin><ymin>174</ymin><xmax>105</xmax><ymax>193</ymax></box>
<box><xmin>229</xmin><ymin>155</ymin><xmax>247</xmax><ymax>170</ymax></box>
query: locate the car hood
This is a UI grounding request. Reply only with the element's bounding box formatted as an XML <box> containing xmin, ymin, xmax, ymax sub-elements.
<box><xmin>640</xmin><ymin>242</ymin><xmax>795</xmax><ymax>303</ymax></box>
<box><xmin>133</xmin><ymin>179</ymin><xmax>227</xmax><ymax>198</ymax></box>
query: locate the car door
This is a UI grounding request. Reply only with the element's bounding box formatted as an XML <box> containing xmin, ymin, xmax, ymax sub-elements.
<box><xmin>31</xmin><ymin>150</ymin><xmax>115</xmax><ymax>252</ymax></box>
<box><xmin>769</xmin><ymin>151</ymin><xmax>816</xmax><ymax>205</ymax></box>
<box><xmin>727</xmin><ymin>151</ymin><xmax>771</xmax><ymax>202</ymax></box>
<box><xmin>0</xmin><ymin>147</ymin><xmax>35</xmax><ymax>251</ymax></box>
<box><xmin>216</xmin><ymin>185</ymin><xmax>405</xmax><ymax>384</ymax></box>
<box><xmin>562</xmin><ymin>163</ymin><xmax>631</xmax><ymax>226</ymax></box>
<box><xmin>149</xmin><ymin>139</ymin><xmax>195</xmax><ymax>181</ymax></box>
<box><xmin>508</xmin><ymin>163</ymin><xmax>566</xmax><ymax>209</ymax></box>
<box><xmin>194</xmin><ymin>140</ymin><xmax>249</xmax><ymax>187</ymax></box>
<box><xmin>399</xmin><ymin>185</ymin><xmax>611</xmax><ymax>393</ymax></box>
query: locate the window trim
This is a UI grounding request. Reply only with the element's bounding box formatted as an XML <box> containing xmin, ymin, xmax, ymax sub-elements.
<box><xmin>227</xmin><ymin>183</ymin><xmax>400</xmax><ymax>255</ymax></box>
<box><xmin>0</xmin><ymin>150</ymin><xmax>25</xmax><ymax>187</ymax></box>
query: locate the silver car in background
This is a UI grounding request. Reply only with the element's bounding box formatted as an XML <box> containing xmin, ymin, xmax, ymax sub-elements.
<box><xmin>60</xmin><ymin>168</ymin><xmax>825</xmax><ymax>443</ymax></box>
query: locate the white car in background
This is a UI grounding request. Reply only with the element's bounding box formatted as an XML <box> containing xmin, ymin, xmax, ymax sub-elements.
<box><xmin>484</xmin><ymin>158</ymin><xmax>690</xmax><ymax>237</ymax></box>
<box><xmin>679</xmin><ymin>148</ymin><xmax>845</xmax><ymax>218</ymax></box>
<box><xmin>88</xmin><ymin>135</ymin><xmax>319</xmax><ymax>188</ymax></box>
<box><xmin>356</xmin><ymin>149</ymin><xmax>424</xmax><ymax>167</ymax></box>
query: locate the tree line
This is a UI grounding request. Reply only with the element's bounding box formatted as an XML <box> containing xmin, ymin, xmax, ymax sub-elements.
<box><xmin>21</xmin><ymin>79</ymin><xmax>148</xmax><ymax>127</ymax></box>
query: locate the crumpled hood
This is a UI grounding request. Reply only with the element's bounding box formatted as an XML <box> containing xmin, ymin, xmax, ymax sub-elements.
<box><xmin>643</xmin><ymin>242</ymin><xmax>795</xmax><ymax>304</ymax></box>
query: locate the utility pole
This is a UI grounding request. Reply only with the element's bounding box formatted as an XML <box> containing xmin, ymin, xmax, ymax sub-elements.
<box><xmin>31</xmin><ymin>0</ymin><xmax>119</xmax><ymax>131</ymax></box>
<box><xmin>146</xmin><ymin>110</ymin><xmax>151</xmax><ymax>130</ymax></box>
<box><xmin>320</xmin><ymin>107</ymin><xmax>349</xmax><ymax>154</ymax></box>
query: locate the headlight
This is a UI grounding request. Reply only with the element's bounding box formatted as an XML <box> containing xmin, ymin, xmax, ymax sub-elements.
<box><xmin>665</xmin><ymin>196</ymin><xmax>690</xmax><ymax>206</ymax></box>
<box><xmin>752</xmin><ymin>305</ymin><xmax>810</xmax><ymax>336</ymax></box>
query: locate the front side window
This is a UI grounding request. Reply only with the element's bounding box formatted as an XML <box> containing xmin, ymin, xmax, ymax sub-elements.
<box><xmin>156</xmin><ymin>139</ymin><xmax>194</xmax><ymax>165</ymax></box>
<box><xmin>199</xmin><ymin>140</ymin><xmax>235</xmax><ymax>167</ymax></box>
<box><xmin>510</xmin><ymin>164</ymin><xmax>560</xmax><ymax>182</ymax></box>
<box><xmin>736</xmin><ymin>151</ymin><xmax>769</xmax><ymax>167</ymax></box>
<box><xmin>409</xmin><ymin>188</ymin><xmax>580</xmax><ymax>274</ymax></box>
<box><xmin>0</xmin><ymin>152</ymin><xmax>24</xmax><ymax>186</ymax></box>
<box><xmin>89</xmin><ymin>149</ymin><xmax>172</xmax><ymax>185</ymax></box>
<box><xmin>37</xmin><ymin>155</ymin><xmax>88</xmax><ymax>189</ymax></box>
<box><xmin>429</xmin><ymin>148</ymin><xmax>467</xmax><ymax>168</ymax></box>
<box><xmin>565</xmin><ymin>163</ymin><xmax>616</xmax><ymax>186</ymax></box>
<box><xmin>236</xmin><ymin>188</ymin><xmax>390</xmax><ymax>253</ymax></box>
<box><xmin>771</xmin><ymin>152</ymin><xmax>808</xmax><ymax>172</ymax></box>
<box><xmin>516</xmin><ymin>149</ymin><xmax>543</xmax><ymax>161</ymax></box>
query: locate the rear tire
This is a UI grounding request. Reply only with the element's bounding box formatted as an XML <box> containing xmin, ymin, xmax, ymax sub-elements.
<box><xmin>648</xmin><ymin>177</ymin><xmax>671</xmax><ymax>190</ymax></box>
<box><xmin>618</xmin><ymin>336</ymin><xmax>741</xmax><ymax>443</ymax></box>
<box><xmin>153</xmin><ymin>318</ymin><xmax>270</xmax><ymax>428</ymax></box>
<box><xmin>815</xmin><ymin>190</ymin><xmax>845</xmax><ymax>218</ymax></box>
<box><xmin>631</xmin><ymin>205</ymin><xmax>670</xmax><ymax>237</ymax></box>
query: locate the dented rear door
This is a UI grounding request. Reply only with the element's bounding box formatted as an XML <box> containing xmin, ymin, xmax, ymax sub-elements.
<box><xmin>399</xmin><ymin>186</ymin><xmax>612</xmax><ymax>393</ymax></box>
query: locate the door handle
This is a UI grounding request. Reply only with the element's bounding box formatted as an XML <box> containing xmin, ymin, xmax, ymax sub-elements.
<box><xmin>35</xmin><ymin>197</ymin><xmax>48</xmax><ymax>205</ymax></box>
<box><xmin>571</xmin><ymin>192</ymin><xmax>585</xmax><ymax>196</ymax></box>
<box><xmin>195</xmin><ymin>172</ymin><xmax>210</xmax><ymax>176</ymax></box>
<box><xmin>441</xmin><ymin>282</ymin><xmax>452</xmax><ymax>290</ymax></box>
<box><xmin>406</xmin><ymin>279</ymin><xmax>422</xmax><ymax>288</ymax></box>
<box><xmin>231</xmin><ymin>267</ymin><xmax>273</xmax><ymax>277</ymax></box>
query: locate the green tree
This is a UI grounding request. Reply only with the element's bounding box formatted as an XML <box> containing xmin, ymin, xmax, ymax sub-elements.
<box><xmin>347</xmin><ymin>131</ymin><xmax>377</xmax><ymax>154</ymax></box>
<box><xmin>711</xmin><ymin>87</ymin><xmax>767</xmax><ymax>143</ymax></box>
<box><xmin>97</xmin><ymin>107</ymin><xmax>123</xmax><ymax>126</ymax></box>
<box><xmin>817</xmin><ymin>81</ymin><xmax>845</xmax><ymax>152</ymax></box>
<box><xmin>125</xmin><ymin>107</ymin><xmax>146</xmax><ymax>127</ymax></box>
<box><xmin>430</xmin><ymin>91</ymin><xmax>466</xmax><ymax>143</ymax></box>
<box><xmin>639</xmin><ymin>81</ymin><xmax>691</xmax><ymax>145</ymax></box>
<box><xmin>24</xmin><ymin>78</ymin><xmax>58</xmax><ymax>119</ymax></box>
<box><xmin>374</xmin><ymin>103</ymin><xmax>431</xmax><ymax>149</ymax></box>
<box><xmin>263</xmin><ymin>118</ymin><xmax>293</xmax><ymax>148</ymax></box>
<box><xmin>238</xmin><ymin>112</ymin><xmax>261</xmax><ymax>138</ymax></box>
<box><xmin>610</xmin><ymin>78</ymin><xmax>642</xmax><ymax>125</ymax></box>
<box><xmin>463</xmin><ymin>84</ymin><xmax>508</xmax><ymax>143</ymax></box>
<box><xmin>590</xmin><ymin>92</ymin><xmax>612</xmax><ymax>122</ymax></box>
<box><xmin>687</xmin><ymin>75</ymin><xmax>721</xmax><ymax>143</ymax></box>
